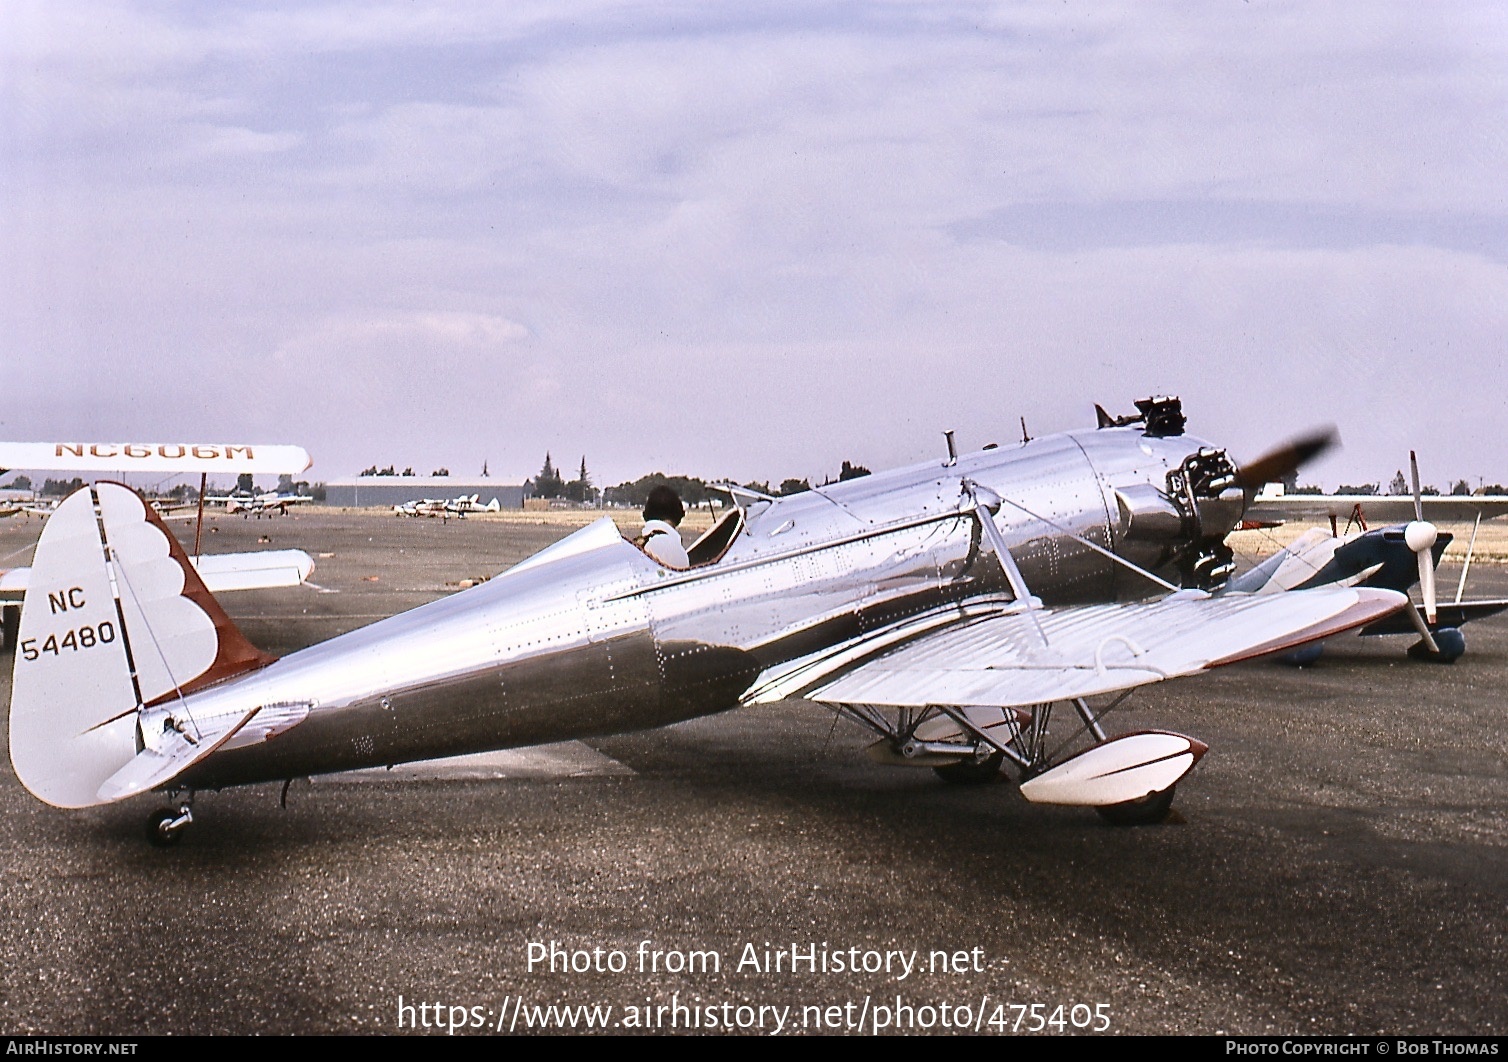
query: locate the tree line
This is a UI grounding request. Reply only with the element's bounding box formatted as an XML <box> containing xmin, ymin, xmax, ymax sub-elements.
<box><xmin>1284</xmin><ymin>470</ymin><xmax>1508</xmax><ymax>494</ymax></box>
<box><xmin>524</xmin><ymin>455</ymin><xmax>873</xmax><ymax>508</ymax></box>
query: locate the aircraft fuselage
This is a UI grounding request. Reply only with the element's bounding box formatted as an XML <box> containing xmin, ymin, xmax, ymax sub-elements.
<box><xmin>169</xmin><ymin>427</ymin><xmax>1229</xmax><ymax>790</ymax></box>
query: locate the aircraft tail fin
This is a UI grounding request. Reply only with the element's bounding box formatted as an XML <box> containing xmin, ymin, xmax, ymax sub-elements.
<box><xmin>9</xmin><ymin>483</ymin><xmax>274</xmax><ymax>808</ymax></box>
<box><xmin>484</xmin><ymin>498</ymin><xmax>500</xmax><ymax>512</ymax></box>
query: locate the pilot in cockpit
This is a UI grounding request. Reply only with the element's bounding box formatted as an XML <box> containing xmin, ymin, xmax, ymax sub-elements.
<box><xmin>635</xmin><ymin>485</ymin><xmax>689</xmax><ymax>569</ymax></box>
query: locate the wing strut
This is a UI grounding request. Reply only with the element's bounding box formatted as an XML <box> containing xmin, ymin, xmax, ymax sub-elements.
<box><xmin>193</xmin><ymin>472</ymin><xmax>207</xmax><ymax>558</ymax></box>
<box><xmin>961</xmin><ymin>480</ymin><xmax>1047</xmax><ymax>646</ymax></box>
<box><xmin>1455</xmin><ymin>512</ymin><xmax>1482</xmax><ymax>605</ymax></box>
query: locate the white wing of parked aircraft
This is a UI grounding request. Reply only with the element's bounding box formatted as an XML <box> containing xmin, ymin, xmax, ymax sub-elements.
<box><xmin>1248</xmin><ymin>484</ymin><xmax>1508</xmax><ymax>528</ymax></box>
<box><xmin>0</xmin><ymin>441</ymin><xmax>311</xmax><ymax>476</ymax></box>
<box><xmin>1</xmin><ymin>550</ymin><xmax>313</xmax><ymax>603</ymax></box>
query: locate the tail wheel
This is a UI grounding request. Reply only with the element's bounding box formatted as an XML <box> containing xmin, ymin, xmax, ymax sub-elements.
<box><xmin>146</xmin><ymin>808</ymin><xmax>186</xmax><ymax>847</ymax></box>
<box><xmin>933</xmin><ymin>751</ymin><xmax>1005</xmax><ymax>785</ymax></box>
<box><xmin>1095</xmin><ymin>786</ymin><xmax>1176</xmax><ymax>826</ymax></box>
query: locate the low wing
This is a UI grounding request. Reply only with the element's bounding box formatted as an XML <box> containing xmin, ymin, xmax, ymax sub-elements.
<box><xmin>1359</xmin><ymin>599</ymin><xmax>1508</xmax><ymax>636</ymax></box>
<box><xmin>804</xmin><ymin>586</ymin><xmax>1405</xmax><ymax>710</ymax></box>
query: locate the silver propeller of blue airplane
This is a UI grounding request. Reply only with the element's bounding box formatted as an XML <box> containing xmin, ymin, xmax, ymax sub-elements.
<box><xmin>1405</xmin><ymin>449</ymin><xmax>1440</xmax><ymax>626</ymax></box>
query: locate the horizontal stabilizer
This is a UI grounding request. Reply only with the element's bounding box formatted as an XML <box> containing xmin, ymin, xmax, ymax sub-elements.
<box><xmin>216</xmin><ymin>700</ymin><xmax>311</xmax><ymax>752</ymax></box>
<box><xmin>96</xmin><ymin>705</ymin><xmax>263</xmax><ymax>803</ymax></box>
<box><xmin>0</xmin><ymin>567</ymin><xmax>25</xmax><ymax>599</ymax></box>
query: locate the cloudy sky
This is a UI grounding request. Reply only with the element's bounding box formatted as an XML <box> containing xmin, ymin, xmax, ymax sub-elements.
<box><xmin>3</xmin><ymin>1</ymin><xmax>1505</xmax><ymax>491</ymax></box>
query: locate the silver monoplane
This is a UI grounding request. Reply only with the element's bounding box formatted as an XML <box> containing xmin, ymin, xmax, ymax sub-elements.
<box><xmin>8</xmin><ymin>399</ymin><xmax>1407</xmax><ymax>843</ymax></box>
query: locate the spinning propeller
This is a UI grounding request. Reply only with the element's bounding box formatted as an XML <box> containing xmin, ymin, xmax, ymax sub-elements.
<box><xmin>1232</xmin><ymin>427</ymin><xmax>1338</xmax><ymax>495</ymax></box>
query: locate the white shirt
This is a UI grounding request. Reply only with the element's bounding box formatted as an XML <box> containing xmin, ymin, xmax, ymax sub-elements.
<box><xmin>641</xmin><ymin>519</ymin><xmax>689</xmax><ymax>569</ymax></box>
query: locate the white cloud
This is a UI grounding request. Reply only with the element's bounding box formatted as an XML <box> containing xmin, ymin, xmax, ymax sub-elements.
<box><xmin>4</xmin><ymin>1</ymin><xmax>1507</xmax><ymax>486</ymax></box>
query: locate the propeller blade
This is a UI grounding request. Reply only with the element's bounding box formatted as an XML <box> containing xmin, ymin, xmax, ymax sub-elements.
<box><xmin>1418</xmin><ymin>548</ymin><xmax>1438</xmax><ymax>626</ymax></box>
<box><xmin>1410</xmin><ymin>450</ymin><xmax>1423</xmax><ymax>523</ymax></box>
<box><xmin>1406</xmin><ymin>452</ymin><xmax>1438</xmax><ymax>624</ymax></box>
<box><xmin>1234</xmin><ymin>427</ymin><xmax>1338</xmax><ymax>491</ymax></box>
<box><xmin>1405</xmin><ymin>518</ymin><xmax>1440</xmax><ymax>626</ymax></box>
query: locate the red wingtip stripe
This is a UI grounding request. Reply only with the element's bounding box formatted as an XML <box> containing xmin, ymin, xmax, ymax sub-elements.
<box><xmin>1208</xmin><ymin>592</ymin><xmax>1408</xmax><ymax>667</ymax></box>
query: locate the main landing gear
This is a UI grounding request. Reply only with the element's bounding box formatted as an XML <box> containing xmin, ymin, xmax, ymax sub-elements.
<box><xmin>842</xmin><ymin>697</ymin><xmax>1203</xmax><ymax>826</ymax></box>
<box><xmin>1408</xmin><ymin>626</ymin><xmax>1465</xmax><ymax>663</ymax></box>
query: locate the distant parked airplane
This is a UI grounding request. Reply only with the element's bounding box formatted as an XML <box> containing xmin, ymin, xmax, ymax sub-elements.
<box><xmin>209</xmin><ymin>491</ymin><xmax>316</xmax><ymax>518</ymax></box>
<box><xmin>394</xmin><ymin>494</ymin><xmax>501</xmax><ymax>519</ymax></box>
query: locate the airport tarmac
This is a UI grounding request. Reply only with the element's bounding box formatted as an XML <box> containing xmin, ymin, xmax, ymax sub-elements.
<box><xmin>1</xmin><ymin>508</ymin><xmax>1506</xmax><ymax>1036</ymax></box>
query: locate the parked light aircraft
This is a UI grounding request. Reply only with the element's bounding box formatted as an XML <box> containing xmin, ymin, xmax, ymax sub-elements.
<box><xmin>8</xmin><ymin>400</ymin><xmax>1410</xmax><ymax>844</ymax></box>
<box><xmin>1232</xmin><ymin>453</ymin><xmax>1508</xmax><ymax>663</ymax></box>
<box><xmin>447</xmin><ymin>494</ymin><xmax>501</xmax><ymax>516</ymax></box>
<box><xmin>394</xmin><ymin>494</ymin><xmax>502</xmax><ymax>519</ymax></box>
<box><xmin>6</xmin><ymin>499</ymin><xmax>59</xmax><ymax>519</ymax></box>
<box><xmin>210</xmin><ymin>491</ymin><xmax>316</xmax><ymax>518</ymax></box>
<box><xmin>3</xmin><ymin>497</ymin><xmax>197</xmax><ymax>522</ymax></box>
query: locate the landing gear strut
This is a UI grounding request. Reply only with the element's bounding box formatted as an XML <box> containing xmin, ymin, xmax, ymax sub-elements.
<box><xmin>830</xmin><ymin>692</ymin><xmax>1203</xmax><ymax>825</ymax></box>
<box><xmin>1407</xmin><ymin>626</ymin><xmax>1465</xmax><ymax>663</ymax></box>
